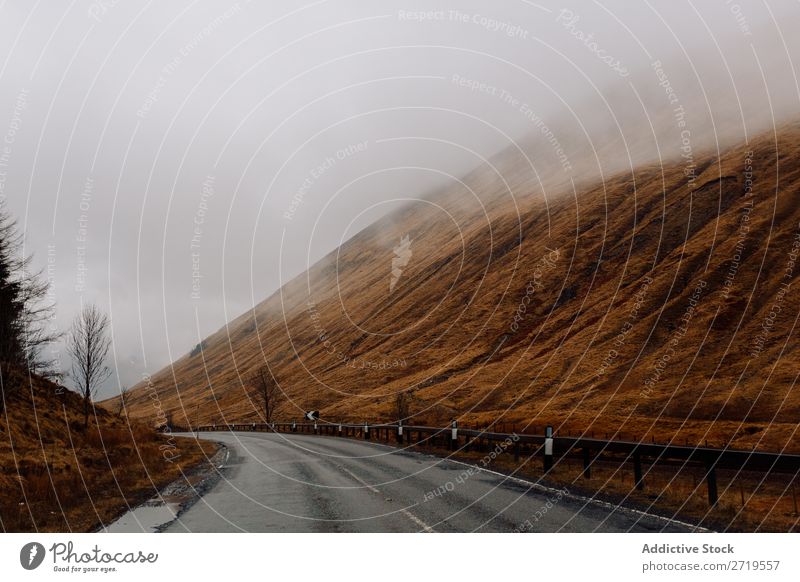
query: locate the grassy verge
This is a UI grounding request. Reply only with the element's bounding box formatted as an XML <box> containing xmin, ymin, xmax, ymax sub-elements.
<box><xmin>0</xmin><ymin>368</ymin><xmax>217</xmax><ymax>532</ymax></box>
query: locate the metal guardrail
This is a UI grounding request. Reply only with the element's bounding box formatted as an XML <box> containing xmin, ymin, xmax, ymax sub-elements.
<box><xmin>191</xmin><ymin>421</ymin><xmax>800</xmax><ymax>506</ymax></box>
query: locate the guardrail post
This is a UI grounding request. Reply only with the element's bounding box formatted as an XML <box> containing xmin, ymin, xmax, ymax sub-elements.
<box><xmin>397</xmin><ymin>421</ymin><xmax>403</xmax><ymax>444</ymax></box>
<box><xmin>364</xmin><ymin>422</ymin><xmax>370</xmax><ymax>440</ymax></box>
<box><xmin>582</xmin><ymin>447</ymin><xmax>591</xmax><ymax>478</ymax></box>
<box><xmin>514</xmin><ymin>440</ymin><xmax>520</xmax><ymax>462</ymax></box>
<box><xmin>634</xmin><ymin>452</ymin><xmax>644</xmax><ymax>490</ymax></box>
<box><xmin>544</xmin><ymin>425</ymin><xmax>554</xmax><ymax>473</ymax></box>
<box><xmin>706</xmin><ymin>459</ymin><xmax>719</xmax><ymax>506</ymax></box>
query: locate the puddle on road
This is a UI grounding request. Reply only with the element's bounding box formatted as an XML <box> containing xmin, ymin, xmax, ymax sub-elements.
<box><xmin>103</xmin><ymin>502</ymin><xmax>181</xmax><ymax>533</ymax></box>
<box><xmin>102</xmin><ymin>444</ymin><xmax>228</xmax><ymax>533</ymax></box>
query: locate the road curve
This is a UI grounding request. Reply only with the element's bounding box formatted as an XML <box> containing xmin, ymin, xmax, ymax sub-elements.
<box><xmin>163</xmin><ymin>431</ymin><xmax>697</xmax><ymax>533</ymax></box>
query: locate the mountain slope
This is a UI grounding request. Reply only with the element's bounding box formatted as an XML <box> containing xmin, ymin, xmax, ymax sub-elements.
<box><xmin>117</xmin><ymin>122</ymin><xmax>800</xmax><ymax>452</ymax></box>
<box><xmin>0</xmin><ymin>366</ymin><xmax>215</xmax><ymax>531</ymax></box>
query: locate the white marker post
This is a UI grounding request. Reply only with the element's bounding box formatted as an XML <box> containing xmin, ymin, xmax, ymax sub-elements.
<box><xmin>364</xmin><ymin>422</ymin><xmax>370</xmax><ymax>440</ymax></box>
<box><xmin>544</xmin><ymin>425</ymin><xmax>554</xmax><ymax>472</ymax></box>
<box><xmin>338</xmin><ymin>423</ymin><xmax>342</xmax><ymax>435</ymax></box>
<box><xmin>451</xmin><ymin>420</ymin><xmax>458</xmax><ymax>451</ymax></box>
<box><xmin>397</xmin><ymin>420</ymin><xmax>403</xmax><ymax>444</ymax></box>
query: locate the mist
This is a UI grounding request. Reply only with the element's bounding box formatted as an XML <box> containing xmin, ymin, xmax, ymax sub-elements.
<box><xmin>0</xmin><ymin>0</ymin><xmax>798</xmax><ymax>398</ymax></box>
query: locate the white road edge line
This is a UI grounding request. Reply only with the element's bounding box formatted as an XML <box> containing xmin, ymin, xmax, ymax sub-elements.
<box><xmin>444</xmin><ymin>457</ymin><xmax>710</xmax><ymax>532</ymax></box>
<box><xmin>302</xmin><ymin>433</ymin><xmax>705</xmax><ymax>531</ymax></box>
<box><xmin>217</xmin><ymin>449</ymin><xmax>230</xmax><ymax>469</ymax></box>
<box><xmin>225</xmin><ymin>431</ymin><xmax>701</xmax><ymax>532</ymax></box>
<box><xmin>338</xmin><ymin>465</ymin><xmax>435</xmax><ymax>533</ymax></box>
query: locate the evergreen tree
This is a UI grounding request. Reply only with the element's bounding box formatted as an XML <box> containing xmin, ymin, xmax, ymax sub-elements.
<box><xmin>0</xmin><ymin>203</ymin><xmax>59</xmax><ymax>411</ymax></box>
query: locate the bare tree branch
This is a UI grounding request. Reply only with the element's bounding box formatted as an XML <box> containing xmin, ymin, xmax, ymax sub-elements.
<box><xmin>251</xmin><ymin>365</ymin><xmax>279</xmax><ymax>424</ymax></box>
<box><xmin>67</xmin><ymin>304</ymin><xmax>112</xmax><ymax>429</ymax></box>
<box><xmin>395</xmin><ymin>389</ymin><xmax>413</xmax><ymax>422</ymax></box>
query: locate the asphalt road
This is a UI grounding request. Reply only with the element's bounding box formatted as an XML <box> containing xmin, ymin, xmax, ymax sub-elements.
<box><xmin>162</xmin><ymin>431</ymin><xmax>698</xmax><ymax>533</ymax></box>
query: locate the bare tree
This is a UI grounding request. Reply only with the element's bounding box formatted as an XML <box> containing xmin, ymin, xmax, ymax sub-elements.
<box><xmin>251</xmin><ymin>365</ymin><xmax>278</xmax><ymax>423</ymax></box>
<box><xmin>116</xmin><ymin>385</ymin><xmax>129</xmax><ymax>418</ymax></box>
<box><xmin>395</xmin><ymin>389</ymin><xmax>413</xmax><ymax>422</ymax></box>
<box><xmin>67</xmin><ymin>304</ymin><xmax>112</xmax><ymax>429</ymax></box>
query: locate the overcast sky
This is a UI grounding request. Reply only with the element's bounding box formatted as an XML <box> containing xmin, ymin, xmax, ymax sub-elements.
<box><xmin>0</xmin><ymin>0</ymin><xmax>798</xmax><ymax>398</ymax></box>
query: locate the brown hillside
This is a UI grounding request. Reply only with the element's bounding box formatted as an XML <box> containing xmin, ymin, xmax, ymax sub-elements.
<box><xmin>117</xmin><ymin>122</ymin><xmax>800</xmax><ymax>453</ymax></box>
<box><xmin>0</xmin><ymin>367</ymin><xmax>215</xmax><ymax>532</ymax></box>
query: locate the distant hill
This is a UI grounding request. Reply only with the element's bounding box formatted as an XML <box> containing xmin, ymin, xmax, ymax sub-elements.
<box><xmin>115</xmin><ymin>121</ymin><xmax>800</xmax><ymax>453</ymax></box>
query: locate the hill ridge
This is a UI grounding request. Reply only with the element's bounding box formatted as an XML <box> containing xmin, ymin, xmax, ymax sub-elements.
<box><xmin>115</xmin><ymin>121</ymin><xmax>800</xmax><ymax>452</ymax></box>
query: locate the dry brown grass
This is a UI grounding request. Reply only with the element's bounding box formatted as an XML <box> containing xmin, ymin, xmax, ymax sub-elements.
<box><xmin>0</xmin><ymin>367</ymin><xmax>216</xmax><ymax>532</ymax></box>
<box><xmin>520</xmin><ymin>457</ymin><xmax>800</xmax><ymax>532</ymax></box>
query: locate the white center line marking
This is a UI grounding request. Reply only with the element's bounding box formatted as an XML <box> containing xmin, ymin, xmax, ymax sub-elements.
<box><xmin>339</xmin><ymin>465</ymin><xmax>435</xmax><ymax>533</ymax></box>
<box><xmin>339</xmin><ymin>465</ymin><xmax>379</xmax><ymax>493</ymax></box>
<box><xmin>399</xmin><ymin>507</ymin><xmax>436</xmax><ymax>533</ymax></box>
